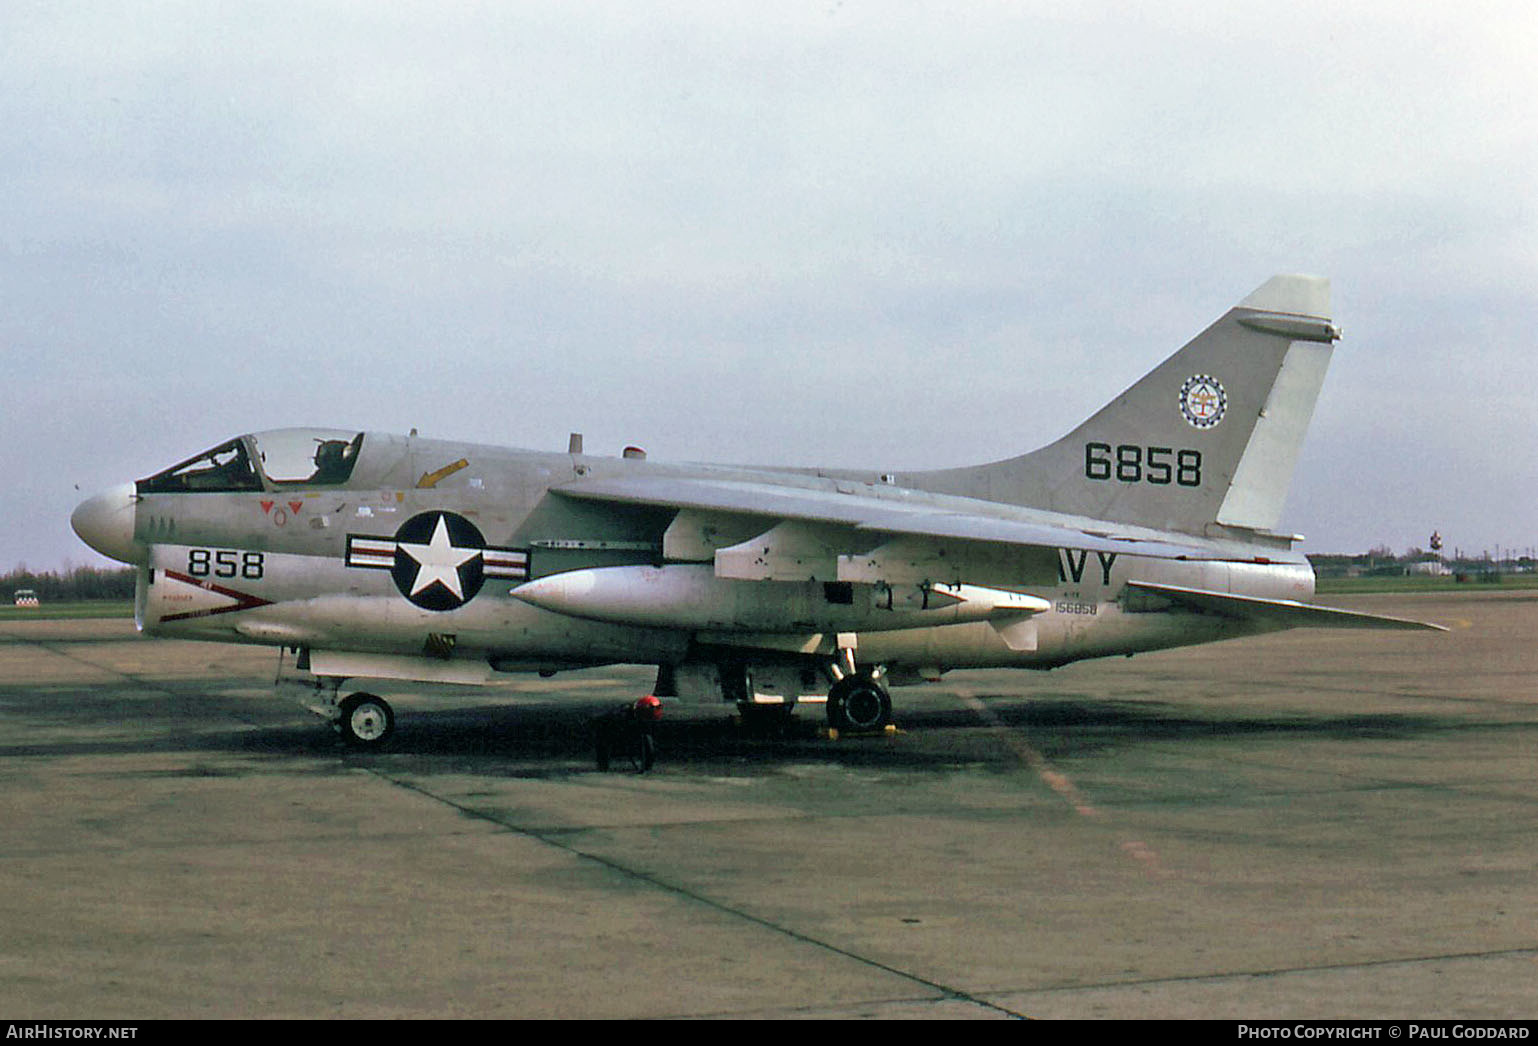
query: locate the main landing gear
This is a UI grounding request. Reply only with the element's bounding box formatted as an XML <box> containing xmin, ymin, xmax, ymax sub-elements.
<box><xmin>825</xmin><ymin>672</ymin><xmax>893</xmax><ymax>734</ymax></box>
<box><xmin>707</xmin><ymin>658</ymin><xmax>895</xmax><ymax>736</ymax></box>
<box><xmin>821</xmin><ymin>636</ymin><xmax>894</xmax><ymax>735</ymax></box>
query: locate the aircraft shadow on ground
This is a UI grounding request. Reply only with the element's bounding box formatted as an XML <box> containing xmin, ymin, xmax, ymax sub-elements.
<box><xmin>234</xmin><ymin>696</ymin><xmax>1483</xmax><ymax>774</ymax></box>
<box><xmin>2</xmin><ymin>683</ymin><xmax>1514</xmax><ymax>771</ymax></box>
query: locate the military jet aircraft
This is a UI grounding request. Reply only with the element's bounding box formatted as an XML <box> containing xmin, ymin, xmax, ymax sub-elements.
<box><xmin>71</xmin><ymin>274</ymin><xmax>1442</xmax><ymax>748</ymax></box>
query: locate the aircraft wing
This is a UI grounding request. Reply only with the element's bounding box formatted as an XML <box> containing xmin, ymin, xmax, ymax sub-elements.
<box><xmin>554</xmin><ymin>474</ymin><xmax>1263</xmax><ymax>564</ymax></box>
<box><xmin>1126</xmin><ymin>581</ymin><xmax>1448</xmax><ymax>631</ymax></box>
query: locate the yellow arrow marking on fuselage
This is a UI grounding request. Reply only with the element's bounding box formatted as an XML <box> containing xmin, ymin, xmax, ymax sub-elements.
<box><xmin>416</xmin><ymin>459</ymin><xmax>469</xmax><ymax>489</ymax></box>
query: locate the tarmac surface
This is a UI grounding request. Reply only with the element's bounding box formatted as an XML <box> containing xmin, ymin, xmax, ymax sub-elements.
<box><xmin>1</xmin><ymin>590</ymin><xmax>1534</xmax><ymax>1019</ymax></box>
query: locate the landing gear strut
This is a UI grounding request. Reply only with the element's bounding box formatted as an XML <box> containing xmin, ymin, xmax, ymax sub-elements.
<box><xmin>826</xmin><ymin>673</ymin><xmax>892</xmax><ymax>733</ymax></box>
<box><xmin>337</xmin><ymin>692</ymin><xmax>395</xmax><ymax>748</ymax></box>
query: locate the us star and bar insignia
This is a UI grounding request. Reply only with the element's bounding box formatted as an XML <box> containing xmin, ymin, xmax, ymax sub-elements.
<box><xmin>346</xmin><ymin>510</ymin><xmax>528</xmax><ymax>611</ymax></box>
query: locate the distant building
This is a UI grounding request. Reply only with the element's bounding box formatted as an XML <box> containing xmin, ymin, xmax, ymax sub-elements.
<box><xmin>1406</xmin><ymin>561</ymin><xmax>1451</xmax><ymax>576</ymax></box>
<box><xmin>13</xmin><ymin>588</ymin><xmax>39</xmax><ymax>607</ymax></box>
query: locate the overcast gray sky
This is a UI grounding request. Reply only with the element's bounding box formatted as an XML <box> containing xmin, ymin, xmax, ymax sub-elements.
<box><xmin>4</xmin><ymin>1</ymin><xmax>1536</xmax><ymax>570</ymax></box>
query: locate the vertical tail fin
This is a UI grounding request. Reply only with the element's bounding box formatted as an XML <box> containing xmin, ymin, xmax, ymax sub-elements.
<box><xmin>913</xmin><ymin>275</ymin><xmax>1340</xmax><ymax>537</ymax></box>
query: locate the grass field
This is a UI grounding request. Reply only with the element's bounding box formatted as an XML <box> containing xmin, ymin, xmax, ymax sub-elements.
<box><xmin>0</xmin><ymin>600</ymin><xmax>135</xmax><ymax>621</ymax></box>
<box><xmin>1313</xmin><ymin>572</ymin><xmax>1538</xmax><ymax>594</ymax></box>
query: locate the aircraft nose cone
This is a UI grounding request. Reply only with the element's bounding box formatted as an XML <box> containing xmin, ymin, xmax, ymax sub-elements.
<box><xmin>71</xmin><ymin>483</ymin><xmax>143</xmax><ymax>564</ymax></box>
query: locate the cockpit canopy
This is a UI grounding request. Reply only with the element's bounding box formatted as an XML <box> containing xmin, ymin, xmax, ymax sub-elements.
<box><xmin>137</xmin><ymin>429</ymin><xmax>364</xmax><ymax>494</ymax></box>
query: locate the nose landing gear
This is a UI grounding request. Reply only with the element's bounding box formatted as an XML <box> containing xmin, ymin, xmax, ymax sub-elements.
<box><xmin>337</xmin><ymin>692</ymin><xmax>395</xmax><ymax>748</ymax></box>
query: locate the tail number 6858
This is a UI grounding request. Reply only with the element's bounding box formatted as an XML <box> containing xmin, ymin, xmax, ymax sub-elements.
<box><xmin>1084</xmin><ymin>443</ymin><xmax>1201</xmax><ymax>487</ymax></box>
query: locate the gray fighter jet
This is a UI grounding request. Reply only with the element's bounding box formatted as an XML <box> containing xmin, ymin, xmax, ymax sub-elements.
<box><xmin>72</xmin><ymin>275</ymin><xmax>1442</xmax><ymax>747</ymax></box>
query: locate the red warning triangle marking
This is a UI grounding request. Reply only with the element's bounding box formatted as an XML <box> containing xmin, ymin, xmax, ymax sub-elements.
<box><xmin>288</xmin><ymin>501</ymin><xmax>303</xmax><ymax>514</ymax></box>
<box><xmin>260</xmin><ymin>500</ymin><xmax>274</xmax><ymax>514</ymax></box>
<box><xmin>159</xmin><ymin>571</ymin><xmax>275</xmax><ymax>622</ymax></box>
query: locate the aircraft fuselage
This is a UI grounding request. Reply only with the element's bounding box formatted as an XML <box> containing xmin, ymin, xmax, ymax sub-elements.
<box><xmin>106</xmin><ymin>430</ymin><xmax>1311</xmax><ymax>680</ymax></box>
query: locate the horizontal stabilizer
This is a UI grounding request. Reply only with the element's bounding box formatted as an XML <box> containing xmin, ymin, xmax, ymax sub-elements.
<box><xmin>1126</xmin><ymin>581</ymin><xmax>1447</xmax><ymax>632</ymax></box>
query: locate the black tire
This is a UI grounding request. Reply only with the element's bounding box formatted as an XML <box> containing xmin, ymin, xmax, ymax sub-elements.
<box><xmin>338</xmin><ymin>692</ymin><xmax>395</xmax><ymax>748</ymax></box>
<box><xmin>827</xmin><ymin>675</ymin><xmax>892</xmax><ymax>733</ymax></box>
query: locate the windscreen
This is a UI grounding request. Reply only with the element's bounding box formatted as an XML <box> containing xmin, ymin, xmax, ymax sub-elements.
<box><xmin>137</xmin><ymin>438</ymin><xmax>262</xmax><ymax>494</ymax></box>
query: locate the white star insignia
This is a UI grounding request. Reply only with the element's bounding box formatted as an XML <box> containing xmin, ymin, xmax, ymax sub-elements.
<box><xmin>397</xmin><ymin>516</ymin><xmax>479</xmax><ymax>600</ymax></box>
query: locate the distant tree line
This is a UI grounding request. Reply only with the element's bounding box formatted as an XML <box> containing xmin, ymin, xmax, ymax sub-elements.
<box><xmin>2</xmin><ymin>565</ymin><xmax>136</xmax><ymax>602</ymax></box>
<box><xmin>1309</xmin><ymin>550</ymin><xmax>1535</xmax><ymax>578</ymax></box>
